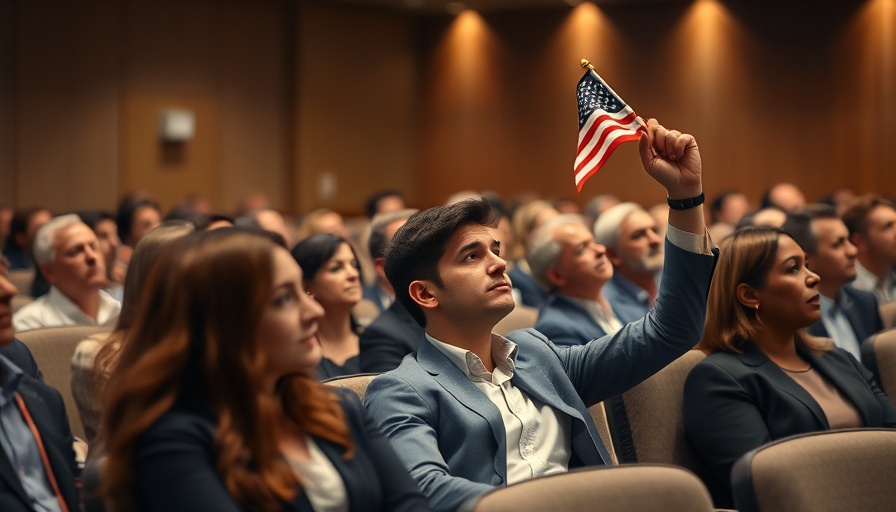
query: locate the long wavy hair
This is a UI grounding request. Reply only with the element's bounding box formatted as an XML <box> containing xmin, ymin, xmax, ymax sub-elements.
<box><xmin>699</xmin><ymin>227</ymin><xmax>831</xmax><ymax>354</ymax></box>
<box><xmin>101</xmin><ymin>229</ymin><xmax>353</xmax><ymax>511</ymax></box>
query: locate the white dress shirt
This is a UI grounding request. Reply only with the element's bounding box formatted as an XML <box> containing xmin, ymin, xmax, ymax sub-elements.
<box><xmin>13</xmin><ymin>287</ymin><xmax>121</xmax><ymax>332</ymax></box>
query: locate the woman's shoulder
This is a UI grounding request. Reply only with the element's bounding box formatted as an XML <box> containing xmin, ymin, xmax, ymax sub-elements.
<box><xmin>139</xmin><ymin>407</ymin><xmax>217</xmax><ymax>448</ymax></box>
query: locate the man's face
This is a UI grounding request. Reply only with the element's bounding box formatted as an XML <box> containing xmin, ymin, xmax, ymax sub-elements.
<box><xmin>719</xmin><ymin>193</ymin><xmax>749</xmax><ymax>225</ymax></box>
<box><xmin>44</xmin><ymin>223</ymin><xmax>107</xmax><ymax>296</ymax></box>
<box><xmin>860</xmin><ymin>205</ymin><xmax>896</xmax><ymax>266</ymax></box>
<box><xmin>0</xmin><ymin>263</ymin><xmax>17</xmax><ymax>345</ymax></box>
<box><xmin>810</xmin><ymin>218</ymin><xmax>857</xmax><ymax>291</ymax></box>
<box><xmin>424</xmin><ymin>224</ymin><xmax>514</xmax><ymax>325</ymax></box>
<box><xmin>549</xmin><ymin>222</ymin><xmax>613</xmax><ymax>297</ymax></box>
<box><xmin>93</xmin><ymin>218</ymin><xmax>120</xmax><ymax>276</ymax></box>
<box><xmin>610</xmin><ymin>210</ymin><xmax>663</xmax><ymax>274</ymax></box>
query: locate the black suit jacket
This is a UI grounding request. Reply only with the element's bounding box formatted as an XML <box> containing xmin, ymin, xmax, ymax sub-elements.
<box><xmin>359</xmin><ymin>301</ymin><xmax>423</xmax><ymax>373</ymax></box>
<box><xmin>0</xmin><ymin>371</ymin><xmax>79</xmax><ymax>512</ymax></box>
<box><xmin>135</xmin><ymin>389</ymin><xmax>427</xmax><ymax>512</ymax></box>
<box><xmin>807</xmin><ymin>287</ymin><xmax>883</xmax><ymax>353</ymax></box>
<box><xmin>683</xmin><ymin>342</ymin><xmax>896</xmax><ymax>508</ymax></box>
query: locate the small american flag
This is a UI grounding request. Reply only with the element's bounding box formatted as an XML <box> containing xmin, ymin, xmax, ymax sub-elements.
<box><xmin>574</xmin><ymin>65</ymin><xmax>645</xmax><ymax>192</ymax></box>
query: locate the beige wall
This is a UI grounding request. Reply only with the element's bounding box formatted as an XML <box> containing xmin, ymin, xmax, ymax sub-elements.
<box><xmin>1</xmin><ymin>0</ymin><xmax>894</xmax><ymax>216</ymax></box>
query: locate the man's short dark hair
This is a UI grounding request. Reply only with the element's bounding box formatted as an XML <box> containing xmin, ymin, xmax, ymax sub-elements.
<box><xmin>842</xmin><ymin>195</ymin><xmax>896</xmax><ymax>238</ymax></box>
<box><xmin>385</xmin><ymin>198</ymin><xmax>498</xmax><ymax>328</ymax></box>
<box><xmin>365</xmin><ymin>189</ymin><xmax>404</xmax><ymax>219</ymax></box>
<box><xmin>368</xmin><ymin>209</ymin><xmax>417</xmax><ymax>261</ymax></box>
<box><xmin>781</xmin><ymin>204</ymin><xmax>839</xmax><ymax>254</ymax></box>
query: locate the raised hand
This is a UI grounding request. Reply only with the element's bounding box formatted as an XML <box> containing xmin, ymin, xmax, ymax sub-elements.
<box><xmin>638</xmin><ymin>118</ymin><xmax>702</xmax><ymax>200</ymax></box>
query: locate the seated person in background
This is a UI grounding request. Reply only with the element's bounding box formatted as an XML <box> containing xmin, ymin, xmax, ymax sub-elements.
<box><xmin>708</xmin><ymin>189</ymin><xmax>749</xmax><ymax>241</ymax></box>
<box><xmin>71</xmin><ymin>221</ymin><xmax>195</xmax><ymax>445</ymax></box>
<box><xmin>365</xmin><ymin>119</ymin><xmax>716</xmax><ymax>512</ymax></box>
<box><xmin>526</xmin><ymin>214</ymin><xmax>621</xmax><ymax>346</ymax></box>
<box><xmin>235</xmin><ymin>208</ymin><xmax>295</xmax><ymax>249</ymax></box>
<box><xmin>761</xmin><ymin>182</ymin><xmax>807</xmax><ymax>212</ymax></box>
<box><xmin>0</xmin><ymin>254</ymin><xmax>79</xmax><ymax>512</ymax></box>
<box><xmin>593</xmin><ymin>202</ymin><xmax>664</xmax><ymax>324</ymax></box>
<box><xmin>114</xmin><ymin>193</ymin><xmax>162</xmax><ymax>278</ymax></box>
<box><xmin>0</xmin><ymin>257</ymin><xmax>42</xmax><ymax>380</ymax></box>
<box><xmin>360</xmin><ymin>210</ymin><xmax>425</xmax><ymax>373</ymax></box>
<box><xmin>507</xmin><ymin>200</ymin><xmax>559</xmax><ymax>309</ymax></box>
<box><xmin>782</xmin><ymin>205</ymin><xmax>883</xmax><ymax>360</ymax></box>
<box><xmin>13</xmin><ymin>215</ymin><xmax>121</xmax><ymax>332</ymax></box>
<box><xmin>842</xmin><ymin>195</ymin><xmax>896</xmax><ymax>304</ymax></box>
<box><xmin>3</xmin><ymin>207</ymin><xmax>52</xmax><ymax>272</ymax></box>
<box><xmin>296</xmin><ymin>208</ymin><xmax>348</xmax><ymax>243</ymax></box>
<box><xmin>76</xmin><ymin>210</ymin><xmax>124</xmax><ymax>300</ymax></box>
<box><xmin>101</xmin><ymin>229</ymin><xmax>427</xmax><ymax>512</ymax></box>
<box><xmin>363</xmin><ymin>209</ymin><xmax>418</xmax><ymax>314</ymax></box>
<box><xmin>365</xmin><ymin>189</ymin><xmax>407</xmax><ymax>220</ymax></box>
<box><xmin>292</xmin><ymin>234</ymin><xmax>364</xmax><ymax>379</ymax></box>
<box><xmin>683</xmin><ymin>227</ymin><xmax>896</xmax><ymax>509</ymax></box>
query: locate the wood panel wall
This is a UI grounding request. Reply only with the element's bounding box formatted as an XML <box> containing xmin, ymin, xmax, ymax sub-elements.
<box><xmin>1</xmin><ymin>0</ymin><xmax>893</xmax><ymax>216</ymax></box>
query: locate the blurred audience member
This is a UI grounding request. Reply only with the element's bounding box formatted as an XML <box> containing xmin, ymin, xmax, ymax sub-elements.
<box><xmin>821</xmin><ymin>187</ymin><xmax>856</xmax><ymax>216</ymax></box>
<box><xmin>363</xmin><ymin>209</ymin><xmax>417</xmax><ymax>314</ymax></box>
<box><xmin>292</xmin><ymin>234</ymin><xmax>363</xmax><ymax>379</ymax></box>
<box><xmin>77</xmin><ymin>210</ymin><xmax>123</xmax><ymax>300</ymax></box>
<box><xmin>508</xmin><ymin>200</ymin><xmax>559</xmax><ymax>309</ymax></box>
<box><xmin>583</xmin><ymin>194</ymin><xmax>621</xmax><ymax>226</ymax></box>
<box><xmin>594</xmin><ymin>202</ymin><xmax>663</xmax><ymax>323</ymax></box>
<box><xmin>551</xmin><ymin>197</ymin><xmax>581</xmax><ymax>215</ymax></box>
<box><xmin>365</xmin><ymin>190</ymin><xmax>406</xmax><ymax>219</ymax></box>
<box><xmin>14</xmin><ymin>215</ymin><xmax>121</xmax><ymax>332</ymax></box>
<box><xmin>0</xmin><ymin>205</ymin><xmax>12</xmax><ymax>250</ymax></box>
<box><xmin>236</xmin><ymin>209</ymin><xmax>295</xmax><ymax>249</ymax></box>
<box><xmin>3</xmin><ymin>207</ymin><xmax>51</xmax><ymax>271</ymax></box>
<box><xmin>236</xmin><ymin>191</ymin><xmax>270</xmax><ymax>216</ymax></box>
<box><xmin>761</xmin><ymin>182</ymin><xmax>806</xmax><ymax>212</ymax></box>
<box><xmin>843</xmin><ymin>195</ymin><xmax>896</xmax><ymax>304</ymax></box>
<box><xmin>708</xmin><ymin>190</ymin><xmax>749</xmax><ymax>240</ymax></box>
<box><xmin>736</xmin><ymin>206</ymin><xmax>787</xmax><ymax>229</ymax></box>
<box><xmin>297</xmin><ymin>209</ymin><xmax>348</xmax><ymax>242</ymax></box>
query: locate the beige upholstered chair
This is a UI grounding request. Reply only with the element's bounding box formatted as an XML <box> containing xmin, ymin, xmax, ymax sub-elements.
<box><xmin>606</xmin><ymin>350</ymin><xmax>713</xmax><ymax>481</ymax></box>
<box><xmin>731</xmin><ymin>429</ymin><xmax>896</xmax><ymax>512</ymax></box>
<box><xmin>861</xmin><ymin>328</ymin><xmax>896</xmax><ymax>407</ymax></box>
<box><xmin>7</xmin><ymin>268</ymin><xmax>35</xmax><ymax>295</ymax></box>
<box><xmin>880</xmin><ymin>300</ymin><xmax>896</xmax><ymax>330</ymax></box>
<box><xmin>493</xmin><ymin>304</ymin><xmax>539</xmax><ymax>336</ymax></box>
<box><xmin>588</xmin><ymin>401</ymin><xmax>618</xmax><ymax>465</ymax></box>
<box><xmin>17</xmin><ymin>325</ymin><xmax>113</xmax><ymax>441</ymax></box>
<box><xmin>460</xmin><ymin>464</ymin><xmax>714</xmax><ymax>512</ymax></box>
<box><xmin>323</xmin><ymin>373</ymin><xmax>379</xmax><ymax>400</ymax></box>
<box><xmin>11</xmin><ymin>294</ymin><xmax>32</xmax><ymax>313</ymax></box>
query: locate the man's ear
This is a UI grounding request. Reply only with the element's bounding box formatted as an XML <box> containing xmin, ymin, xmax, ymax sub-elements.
<box><xmin>408</xmin><ymin>280</ymin><xmax>439</xmax><ymax>310</ymax></box>
<box><xmin>605</xmin><ymin>247</ymin><xmax>621</xmax><ymax>267</ymax></box>
<box><xmin>736</xmin><ymin>282</ymin><xmax>760</xmax><ymax>310</ymax></box>
<box><xmin>40</xmin><ymin>262</ymin><xmax>57</xmax><ymax>285</ymax></box>
<box><xmin>545</xmin><ymin>266</ymin><xmax>565</xmax><ymax>289</ymax></box>
<box><xmin>849</xmin><ymin>233</ymin><xmax>866</xmax><ymax>253</ymax></box>
<box><xmin>373</xmin><ymin>257</ymin><xmax>386</xmax><ymax>273</ymax></box>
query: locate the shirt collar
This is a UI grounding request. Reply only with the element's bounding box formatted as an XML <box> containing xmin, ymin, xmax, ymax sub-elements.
<box><xmin>0</xmin><ymin>354</ymin><xmax>24</xmax><ymax>398</ymax></box>
<box><xmin>426</xmin><ymin>332</ymin><xmax>519</xmax><ymax>384</ymax></box>
<box><xmin>610</xmin><ymin>273</ymin><xmax>651</xmax><ymax>305</ymax></box>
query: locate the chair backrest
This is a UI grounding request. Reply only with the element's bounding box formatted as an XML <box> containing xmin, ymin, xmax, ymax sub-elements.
<box><xmin>494</xmin><ymin>304</ymin><xmax>539</xmax><ymax>336</ymax></box>
<box><xmin>460</xmin><ymin>464</ymin><xmax>714</xmax><ymax>512</ymax></box>
<box><xmin>607</xmin><ymin>350</ymin><xmax>712</xmax><ymax>479</ymax></box>
<box><xmin>323</xmin><ymin>373</ymin><xmax>379</xmax><ymax>400</ymax></box>
<box><xmin>17</xmin><ymin>325</ymin><xmax>113</xmax><ymax>440</ymax></box>
<box><xmin>731</xmin><ymin>429</ymin><xmax>896</xmax><ymax>512</ymax></box>
<box><xmin>11</xmin><ymin>294</ymin><xmax>32</xmax><ymax>313</ymax></box>
<box><xmin>881</xmin><ymin>300</ymin><xmax>896</xmax><ymax>330</ymax></box>
<box><xmin>587</xmin><ymin>401</ymin><xmax>617</xmax><ymax>465</ymax></box>
<box><xmin>861</xmin><ymin>328</ymin><xmax>896</xmax><ymax>408</ymax></box>
<box><xmin>7</xmin><ymin>268</ymin><xmax>35</xmax><ymax>295</ymax></box>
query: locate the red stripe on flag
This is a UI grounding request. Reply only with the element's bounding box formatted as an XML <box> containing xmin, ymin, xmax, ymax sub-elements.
<box><xmin>577</xmin><ymin>110</ymin><xmax>639</xmax><ymax>154</ymax></box>
<box><xmin>575</xmin><ymin>131</ymin><xmax>643</xmax><ymax>192</ymax></box>
<box><xmin>575</xmin><ymin>122</ymin><xmax>640</xmax><ymax>175</ymax></box>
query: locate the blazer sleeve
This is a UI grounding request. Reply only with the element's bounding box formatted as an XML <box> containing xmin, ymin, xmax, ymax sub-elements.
<box><xmin>135</xmin><ymin>414</ymin><xmax>245</xmax><ymax>512</ymax></box>
<box><xmin>364</xmin><ymin>373</ymin><xmax>494</xmax><ymax>512</ymax></box>
<box><xmin>339</xmin><ymin>391</ymin><xmax>429</xmax><ymax>512</ymax></box>
<box><xmin>682</xmin><ymin>360</ymin><xmax>772</xmax><ymax>499</ymax></box>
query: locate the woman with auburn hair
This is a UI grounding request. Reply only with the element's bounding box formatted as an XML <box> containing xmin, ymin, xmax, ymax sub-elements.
<box><xmin>683</xmin><ymin>227</ymin><xmax>896</xmax><ymax>509</ymax></box>
<box><xmin>100</xmin><ymin>229</ymin><xmax>426</xmax><ymax>512</ymax></box>
<box><xmin>72</xmin><ymin>220</ymin><xmax>195</xmax><ymax>445</ymax></box>
<box><xmin>291</xmin><ymin>234</ymin><xmax>363</xmax><ymax>379</ymax></box>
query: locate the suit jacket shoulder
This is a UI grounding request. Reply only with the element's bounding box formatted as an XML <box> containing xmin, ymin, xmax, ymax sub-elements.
<box><xmin>534</xmin><ymin>295</ymin><xmax>608</xmax><ymax>347</ymax></box>
<box><xmin>359</xmin><ymin>302</ymin><xmax>424</xmax><ymax>373</ymax></box>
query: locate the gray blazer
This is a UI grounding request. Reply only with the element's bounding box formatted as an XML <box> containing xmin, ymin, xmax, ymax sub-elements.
<box><xmin>364</xmin><ymin>241</ymin><xmax>717</xmax><ymax>512</ymax></box>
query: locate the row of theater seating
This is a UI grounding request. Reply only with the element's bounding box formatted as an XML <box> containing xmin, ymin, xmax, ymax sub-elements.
<box><xmin>15</xmin><ymin>317</ymin><xmax>896</xmax><ymax>511</ymax></box>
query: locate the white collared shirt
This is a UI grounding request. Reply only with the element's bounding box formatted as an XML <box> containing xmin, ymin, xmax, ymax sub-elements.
<box><xmin>426</xmin><ymin>333</ymin><xmax>571</xmax><ymax>484</ymax></box>
<box><xmin>13</xmin><ymin>287</ymin><xmax>121</xmax><ymax>333</ymax></box>
<box><xmin>819</xmin><ymin>291</ymin><xmax>861</xmax><ymax>361</ymax></box>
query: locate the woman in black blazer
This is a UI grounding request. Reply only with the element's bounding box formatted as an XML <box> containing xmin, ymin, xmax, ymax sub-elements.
<box><xmin>683</xmin><ymin>227</ymin><xmax>896</xmax><ymax>509</ymax></box>
<box><xmin>100</xmin><ymin>229</ymin><xmax>427</xmax><ymax>512</ymax></box>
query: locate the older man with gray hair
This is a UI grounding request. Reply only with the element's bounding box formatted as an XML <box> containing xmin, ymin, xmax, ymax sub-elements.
<box><xmin>13</xmin><ymin>214</ymin><xmax>121</xmax><ymax>332</ymax></box>
<box><xmin>527</xmin><ymin>214</ymin><xmax>622</xmax><ymax>346</ymax></box>
<box><xmin>593</xmin><ymin>202</ymin><xmax>664</xmax><ymax>324</ymax></box>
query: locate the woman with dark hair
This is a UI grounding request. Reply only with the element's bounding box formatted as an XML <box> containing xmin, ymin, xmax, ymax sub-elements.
<box><xmin>683</xmin><ymin>227</ymin><xmax>896</xmax><ymax>508</ymax></box>
<box><xmin>100</xmin><ymin>229</ymin><xmax>426</xmax><ymax>512</ymax></box>
<box><xmin>291</xmin><ymin>234</ymin><xmax>363</xmax><ymax>379</ymax></box>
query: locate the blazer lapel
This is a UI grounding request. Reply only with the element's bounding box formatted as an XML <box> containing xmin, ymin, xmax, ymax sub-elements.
<box><xmin>739</xmin><ymin>343</ymin><xmax>830</xmax><ymax>428</ymax></box>
<box><xmin>416</xmin><ymin>337</ymin><xmax>509</xmax><ymax>478</ymax></box>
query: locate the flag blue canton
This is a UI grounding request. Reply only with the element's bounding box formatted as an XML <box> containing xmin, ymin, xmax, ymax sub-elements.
<box><xmin>577</xmin><ymin>73</ymin><xmax>625</xmax><ymax>129</ymax></box>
